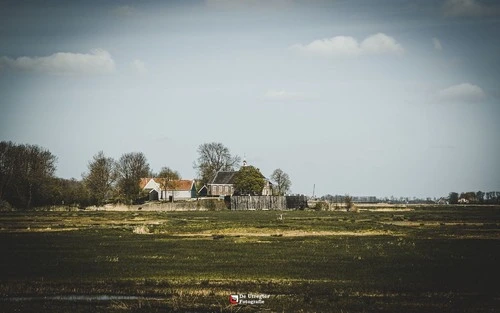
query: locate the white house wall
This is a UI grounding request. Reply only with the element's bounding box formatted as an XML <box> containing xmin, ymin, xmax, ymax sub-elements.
<box><xmin>160</xmin><ymin>190</ymin><xmax>192</xmax><ymax>200</ymax></box>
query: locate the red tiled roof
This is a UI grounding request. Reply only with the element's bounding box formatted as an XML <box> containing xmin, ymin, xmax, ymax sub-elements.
<box><xmin>141</xmin><ymin>178</ymin><xmax>194</xmax><ymax>191</ymax></box>
<box><xmin>139</xmin><ymin>178</ymin><xmax>153</xmax><ymax>189</ymax></box>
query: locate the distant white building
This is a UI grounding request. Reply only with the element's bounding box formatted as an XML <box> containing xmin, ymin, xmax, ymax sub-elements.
<box><xmin>140</xmin><ymin>178</ymin><xmax>197</xmax><ymax>201</ymax></box>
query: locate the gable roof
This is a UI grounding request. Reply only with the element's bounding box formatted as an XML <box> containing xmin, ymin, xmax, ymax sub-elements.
<box><xmin>140</xmin><ymin>178</ymin><xmax>152</xmax><ymax>189</ymax></box>
<box><xmin>141</xmin><ymin>178</ymin><xmax>195</xmax><ymax>191</ymax></box>
<box><xmin>156</xmin><ymin>179</ymin><xmax>194</xmax><ymax>191</ymax></box>
<box><xmin>210</xmin><ymin>171</ymin><xmax>238</xmax><ymax>185</ymax></box>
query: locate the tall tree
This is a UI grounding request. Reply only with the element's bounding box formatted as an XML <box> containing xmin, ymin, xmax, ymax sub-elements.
<box><xmin>116</xmin><ymin>152</ymin><xmax>150</xmax><ymax>203</ymax></box>
<box><xmin>270</xmin><ymin>168</ymin><xmax>291</xmax><ymax>196</ymax></box>
<box><xmin>83</xmin><ymin>151</ymin><xmax>116</xmax><ymax>205</ymax></box>
<box><xmin>461</xmin><ymin>191</ymin><xmax>477</xmax><ymax>203</ymax></box>
<box><xmin>157</xmin><ymin>167</ymin><xmax>180</xmax><ymax>201</ymax></box>
<box><xmin>0</xmin><ymin>141</ymin><xmax>17</xmax><ymax>201</ymax></box>
<box><xmin>49</xmin><ymin>177</ymin><xmax>91</xmax><ymax>207</ymax></box>
<box><xmin>476</xmin><ymin>191</ymin><xmax>485</xmax><ymax>204</ymax></box>
<box><xmin>449</xmin><ymin>192</ymin><xmax>459</xmax><ymax>204</ymax></box>
<box><xmin>21</xmin><ymin>144</ymin><xmax>57</xmax><ymax>208</ymax></box>
<box><xmin>193</xmin><ymin>142</ymin><xmax>240</xmax><ymax>185</ymax></box>
<box><xmin>344</xmin><ymin>194</ymin><xmax>353</xmax><ymax>211</ymax></box>
<box><xmin>0</xmin><ymin>141</ymin><xmax>57</xmax><ymax>208</ymax></box>
<box><xmin>234</xmin><ymin>165</ymin><xmax>265</xmax><ymax>196</ymax></box>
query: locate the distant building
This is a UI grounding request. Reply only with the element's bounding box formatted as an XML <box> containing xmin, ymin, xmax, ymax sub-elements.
<box><xmin>352</xmin><ymin>196</ymin><xmax>377</xmax><ymax>203</ymax></box>
<box><xmin>207</xmin><ymin>161</ymin><xmax>273</xmax><ymax>196</ymax></box>
<box><xmin>208</xmin><ymin>171</ymin><xmax>238</xmax><ymax>196</ymax></box>
<box><xmin>197</xmin><ymin>185</ymin><xmax>208</xmax><ymax>197</ymax></box>
<box><xmin>436</xmin><ymin>197</ymin><xmax>449</xmax><ymax>205</ymax></box>
<box><xmin>140</xmin><ymin>178</ymin><xmax>197</xmax><ymax>201</ymax></box>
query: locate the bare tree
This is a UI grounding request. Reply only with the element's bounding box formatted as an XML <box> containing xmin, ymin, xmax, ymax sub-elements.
<box><xmin>83</xmin><ymin>151</ymin><xmax>116</xmax><ymax>205</ymax></box>
<box><xmin>0</xmin><ymin>141</ymin><xmax>57</xmax><ymax>208</ymax></box>
<box><xmin>0</xmin><ymin>141</ymin><xmax>17</xmax><ymax>201</ymax></box>
<box><xmin>116</xmin><ymin>152</ymin><xmax>150</xmax><ymax>203</ymax></box>
<box><xmin>193</xmin><ymin>142</ymin><xmax>240</xmax><ymax>185</ymax></box>
<box><xmin>157</xmin><ymin>167</ymin><xmax>180</xmax><ymax>201</ymax></box>
<box><xmin>271</xmin><ymin>168</ymin><xmax>291</xmax><ymax>196</ymax></box>
<box><xmin>344</xmin><ymin>194</ymin><xmax>353</xmax><ymax>211</ymax></box>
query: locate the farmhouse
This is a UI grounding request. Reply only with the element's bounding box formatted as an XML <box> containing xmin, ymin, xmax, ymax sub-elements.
<box><xmin>140</xmin><ymin>178</ymin><xmax>197</xmax><ymax>201</ymax></box>
<box><xmin>208</xmin><ymin>170</ymin><xmax>273</xmax><ymax>196</ymax></box>
<box><xmin>208</xmin><ymin>171</ymin><xmax>238</xmax><ymax>196</ymax></box>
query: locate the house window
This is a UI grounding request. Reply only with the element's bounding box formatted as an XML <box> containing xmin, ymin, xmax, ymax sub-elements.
<box><xmin>225</xmin><ymin>186</ymin><xmax>228</xmax><ymax>193</ymax></box>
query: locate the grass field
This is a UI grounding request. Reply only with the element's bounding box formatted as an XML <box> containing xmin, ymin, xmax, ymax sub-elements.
<box><xmin>0</xmin><ymin>206</ymin><xmax>499</xmax><ymax>312</ymax></box>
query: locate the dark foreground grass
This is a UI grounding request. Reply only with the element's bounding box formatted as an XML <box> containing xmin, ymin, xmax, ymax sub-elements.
<box><xmin>0</xmin><ymin>207</ymin><xmax>499</xmax><ymax>312</ymax></box>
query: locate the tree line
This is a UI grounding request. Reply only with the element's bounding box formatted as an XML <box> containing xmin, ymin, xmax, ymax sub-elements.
<box><xmin>0</xmin><ymin>141</ymin><xmax>292</xmax><ymax>209</ymax></box>
<box><xmin>0</xmin><ymin>141</ymin><xmax>152</xmax><ymax>208</ymax></box>
<box><xmin>448</xmin><ymin>191</ymin><xmax>499</xmax><ymax>204</ymax></box>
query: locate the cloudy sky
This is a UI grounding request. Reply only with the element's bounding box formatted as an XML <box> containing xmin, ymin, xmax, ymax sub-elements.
<box><xmin>1</xmin><ymin>0</ymin><xmax>499</xmax><ymax>198</ymax></box>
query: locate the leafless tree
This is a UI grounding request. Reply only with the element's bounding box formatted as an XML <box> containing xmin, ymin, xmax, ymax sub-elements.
<box><xmin>116</xmin><ymin>152</ymin><xmax>150</xmax><ymax>203</ymax></box>
<box><xmin>193</xmin><ymin>142</ymin><xmax>240</xmax><ymax>185</ymax></box>
<box><xmin>157</xmin><ymin>167</ymin><xmax>180</xmax><ymax>201</ymax></box>
<box><xmin>271</xmin><ymin>168</ymin><xmax>291</xmax><ymax>196</ymax></box>
<box><xmin>83</xmin><ymin>151</ymin><xmax>116</xmax><ymax>205</ymax></box>
<box><xmin>0</xmin><ymin>141</ymin><xmax>56</xmax><ymax>208</ymax></box>
<box><xmin>344</xmin><ymin>194</ymin><xmax>353</xmax><ymax>211</ymax></box>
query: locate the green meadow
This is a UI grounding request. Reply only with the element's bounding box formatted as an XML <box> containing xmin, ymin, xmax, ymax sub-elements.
<box><xmin>0</xmin><ymin>206</ymin><xmax>499</xmax><ymax>312</ymax></box>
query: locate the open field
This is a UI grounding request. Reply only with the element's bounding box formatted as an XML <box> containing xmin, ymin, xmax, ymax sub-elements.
<box><xmin>1</xmin><ymin>206</ymin><xmax>499</xmax><ymax>312</ymax></box>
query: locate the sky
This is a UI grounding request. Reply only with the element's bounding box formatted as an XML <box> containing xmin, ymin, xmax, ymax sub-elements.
<box><xmin>1</xmin><ymin>0</ymin><xmax>499</xmax><ymax>198</ymax></box>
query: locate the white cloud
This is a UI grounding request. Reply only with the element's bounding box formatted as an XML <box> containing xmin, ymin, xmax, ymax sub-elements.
<box><xmin>360</xmin><ymin>33</ymin><xmax>404</xmax><ymax>55</ymax></box>
<box><xmin>131</xmin><ymin>59</ymin><xmax>147</xmax><ymax>75</ymax></box>
<box><xmin>0</xmin><ymin>49</ymin><xmax>115</xmax><ymax>75</ymax></box>
<box><xmin>443</xmin><ymin>0</ymin><xmax>493</xmax><ymax>17</ymax></box>
<box><xmin>290</xmin><ymin>36</ymin><xmax>360</xmax><ymax>57</ymax></box>
<box><xmin>438</xmin><ymin>83</ymin><xmax>486</xmax><ymax>102</ymax></box>
<box><xmin>432</xmin><ymin>37</ymin><xmax>443</xmax><ymax>51</ymax></box>
<box><xmin>264</xmin><ymin>90</ymin><xmax>308</xmax><ymax>101</ymax></box>
<box><xmin>290</xmin><ymin>33</ymin><xmax>404</xmax><ymax>57</ymax></box>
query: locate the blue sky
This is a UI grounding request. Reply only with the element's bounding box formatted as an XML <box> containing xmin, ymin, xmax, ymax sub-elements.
<box><xmin>1</xmin><ymin>0</ymin><xmax>499</xmax><ymax>198</ymax></box>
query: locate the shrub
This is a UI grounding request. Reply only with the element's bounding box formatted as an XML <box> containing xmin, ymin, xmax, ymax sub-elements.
<box><xmin>314</xmin><ymin>201</ymin><xmax>329</xmax><ymax>211</ymax></box>
<box><xmin>344</xmin><ymin>195</ymin><xmax>353</xmax><ymax>211</ymax></box>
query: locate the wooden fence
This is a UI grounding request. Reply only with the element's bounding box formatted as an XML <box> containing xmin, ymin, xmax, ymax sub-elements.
<box><xmin>230</xmin><ymin>195</ymin><xmax>309</xmax><ymax>210</ymax></box>
<box><xmin>230</xmin><ymin>196</ymin><xmax>286</xmax><ymax>210</ymax></box>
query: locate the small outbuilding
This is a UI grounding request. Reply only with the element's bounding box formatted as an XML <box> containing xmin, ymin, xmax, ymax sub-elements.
<box><xmin>141</xmin><ymin>178</ymin><xmax>197</xmax><ymax>201</ymax></box>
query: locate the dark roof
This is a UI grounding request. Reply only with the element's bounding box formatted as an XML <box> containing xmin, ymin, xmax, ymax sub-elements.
<box><xmin>210</xmin><ymin>171</ymin><xmax>238</xmax><ymax>185</ymax></box>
